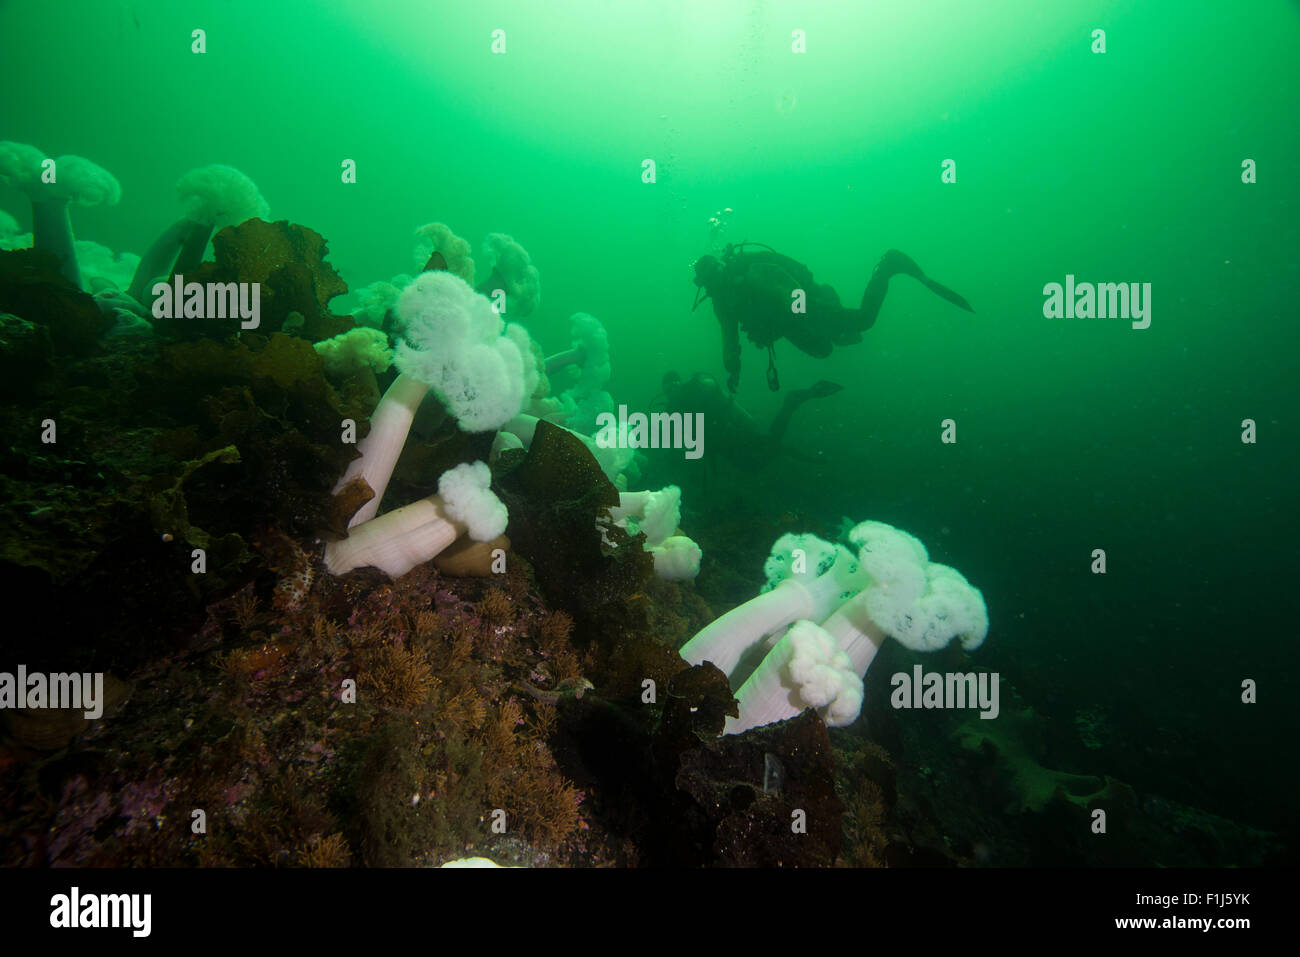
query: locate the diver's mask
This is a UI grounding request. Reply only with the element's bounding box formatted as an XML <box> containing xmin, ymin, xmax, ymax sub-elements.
<box><xmin>691</xmin><ymin>255</ymin><xmax>721</xmax><ymax>312</ymax></box>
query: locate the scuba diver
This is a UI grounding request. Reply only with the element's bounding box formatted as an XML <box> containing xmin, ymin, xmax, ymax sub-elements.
<box><xmin>692</xmin><ymin>243</ymin><xmax>974</xmax><ymax>392</ymax></box>
<box><xmin>658</xmin><ymin>370</ymin><xmax>842</xmax><ymax>468</ymax></box>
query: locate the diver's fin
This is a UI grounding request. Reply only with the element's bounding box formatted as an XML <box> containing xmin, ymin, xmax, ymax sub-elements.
<box><xmin>879</xmin><ymin>248</ymin><xmax>924</xmax><ymax>279</ymax></box>
<box><xmin>771</xmin><ymin>379</ymin><xmax>840</xmax><ymax>442</ymax></box>
<box><xmin>919</xmin><ymin>275</ymin><xmax>975</xmax><ymax>313</ymax></box>
<box><xmin>878</xmin><ymin>249</ymin><xmax>975</xmax><ymax>313</ymax></box>
<box><xmin>807</xmin><ymin>380</ymin><xmax>843</xmax><ymax>399</ymax></box>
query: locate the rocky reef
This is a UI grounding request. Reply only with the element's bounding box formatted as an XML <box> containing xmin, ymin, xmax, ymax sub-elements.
<box><xmin>0</xmin><ymin>220</ymin><xmax>1280</xmax><ymax>869</ymax></box>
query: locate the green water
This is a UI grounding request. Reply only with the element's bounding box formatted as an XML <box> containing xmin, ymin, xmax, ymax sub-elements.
<box><xmin>3</xmin><ymin>0</ymin><xmax>1297</xmax><ymax>840</ymax></box>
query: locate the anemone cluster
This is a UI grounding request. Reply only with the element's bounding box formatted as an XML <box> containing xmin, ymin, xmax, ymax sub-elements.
<box><xmin>0</xmin><ymin>149</ymin><xmax>1022</xmax><ymax>870</ymax></box>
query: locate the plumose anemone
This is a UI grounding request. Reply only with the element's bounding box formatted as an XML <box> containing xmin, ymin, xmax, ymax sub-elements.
<box><xmin>0</xmin><ymin>141</ymin><xmax>121</xmax><ymax>289</ymax></box>
<box><xmin>324</xmin><ymin>461</ymin><xmax>507</xmax><ymax>578</ymax></box>
<box><xmin>680</xmin><ymin>521</ymin><xmax>988</xmax><ymax>734</ymax></box>
<box><xmin>127</xmin><ymin>164</ymin><xmax>268</xmax><ymax>302</ymax></box>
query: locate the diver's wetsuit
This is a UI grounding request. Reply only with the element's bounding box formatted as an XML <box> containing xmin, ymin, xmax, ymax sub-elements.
<box><xmin>660</xmin><ymin>371</ymin><xmax>841</xmax><ymax>466</ymax></box>
<box><xmin>693</xmin><ymin>245</ymin><xmax>973</xmax><ymax>391</ymax></box>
